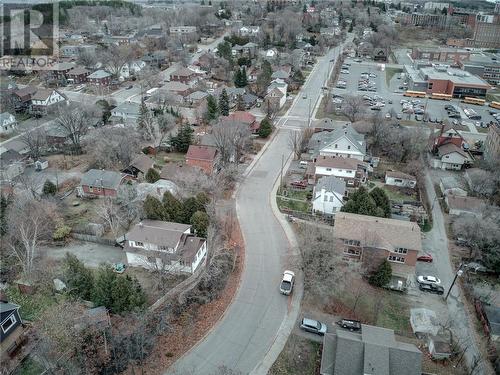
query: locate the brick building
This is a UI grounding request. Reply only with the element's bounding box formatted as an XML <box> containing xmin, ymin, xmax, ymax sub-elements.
<box><xmin>484</xmin><ymin>124</ymin><xmax>500</xmax><ymax>164</ymax></box>
<box><xmin>333</xmin><ymin>212</ymin><xmax>422</xmax><ymax>278</ymax></box>
<box><xmin>185</xmin><ymin>145</ymin><xmax>218</xmax><ymax>174</ymax></box>
<box><xmin>410</xmin><ymin>47</ymin><xmax>470</xmax><ymax>63</ymax></box>
<box><xmin>78</xmin><ymin>169</ymin><xmax>125</xmax><ymax>198</ymax></box>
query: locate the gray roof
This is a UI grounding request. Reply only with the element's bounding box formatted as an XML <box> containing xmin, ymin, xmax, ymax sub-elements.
<box><xmin>321</xmin><ymin>324</ymin><xmax>422</xmax><ymax>375</ymax></box>
<box><xmin>316</xmin><ymin>175</ymin><xmax>346</xmax><ymax>195</ymax></box>
<box><xmin>187</xmin><ymin>91</ymin><xmax>208</xmax><ymax>101</ymax></box>
<box><xmin>81</xmin><ymin>169</ymin><xmax>123</xmax><ymax>190</ymax></box>
<box><xmin>0</xmin><ymin>112</ymin><xmax>15</xmax><ymax>123</ymax></box>
<box><xmin>309</xmin><ymin>125</ymin><xmax>366</xmax><ymax>155</ymax></box>
<box><xmin>484</xmin><ymin>305</ymin><xmax>500</xmax><ymax>337</ymax></box>
<box><xmin>126</xmin><ymin>219</ymin><xmax>191</xmax><ymax>248</ymax></box>
<box><xmin>271</xmin><ymin>70</ymin><xmax>290</xmax><ymax>79</ymax></box>
<box><xmin>87</xmin><ymin>70</ymin><xmax>111</xmax><ymax>79</ymax></box>
<box><xmin>112</xmin><ymin>101</ymin><xmax>141</xmax><ymax>116</ymax></box>
<box><xmin>440</xmin><ymin>176</ymin><xmax>461</xmax><ymax>190</ymax></box>
<box><xmin>0</xmin><ymin>302</ymin><xmax>20</xmax><ymax>314</ymax></box>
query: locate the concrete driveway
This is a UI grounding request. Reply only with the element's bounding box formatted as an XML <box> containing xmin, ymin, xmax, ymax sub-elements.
<box><xmin>42</xmin><ymin>241</ymin><xmax>126</xmax><ymax>268</ymax></box>
<box><xmin>169</xmin><ymin>38</ymin><xmax>353</xmax><ymax>375</ymax></box>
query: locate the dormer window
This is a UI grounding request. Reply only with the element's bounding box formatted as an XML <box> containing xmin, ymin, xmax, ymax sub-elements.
<box><xmin>335</xmin><ymin>144</ymin><xmax>338</xmax><ymax>148</ymax></box>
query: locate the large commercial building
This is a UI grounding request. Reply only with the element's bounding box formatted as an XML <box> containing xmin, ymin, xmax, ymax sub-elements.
<box><xmin>411</xmin><ymin>47</ymin><xmax>470</xmax><ymax>64</ymax></box>
<box><xmin>484</xmin><ymin>124</ymin><xmax>500</xmax><ymax>164</ymax></box>
<box><xmin>459</xmin><ymin>52</ymin><xmax>500</xmax><ymax>86</ymax></box>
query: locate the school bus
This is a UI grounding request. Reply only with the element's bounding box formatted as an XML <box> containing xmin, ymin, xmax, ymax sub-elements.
<box><xmin>430</xmin><ymin>93</ymin><xmax>452</xmax><ymax>101</ymax></box>
<box><xmin>490</xmin><ymin>101</ymin><xmax>500</xmax><ymax>110</ymax></box>
<box><xmin>404</xmin><ymin>90</ymin><xmax>427</xmax><ymax>98</ymax></box>
<box><xmin>462</xmin><ymin>97</ymin><xmax>485</xmax><ymax>106</ymax></box>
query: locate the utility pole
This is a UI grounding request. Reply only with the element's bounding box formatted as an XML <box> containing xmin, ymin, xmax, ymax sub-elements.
<box><xmin>308</xmin><ymin>97</ymin><xmax>312</xmax><ymax>127</ymax></box>
<box><xmin>445</xmin><ymin>263</ymin><xmax>465</xmax><ymax>301</ymax></box>
<box><xmin>279</xmin><ymin>154</ymin><xmax>284</xmax><ymax>194</ymax></box>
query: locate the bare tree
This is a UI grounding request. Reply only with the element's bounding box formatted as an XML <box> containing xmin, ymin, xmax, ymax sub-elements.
<box><xmin>288</xmin><ymin>128</ymin><xmax>314</xmax><ymax>160</ymax></box>
<box><xmin>95</xmin><ymin>197</ymin><xmax>123</xmax><ymax>238</ymax></box>
<box><xmin>19</xmin><ymin>127</ymin><xmax>47</xmax><ymax>160</ymax></box>
<box><xmin>77</xmin><ymin>50</ymin><xmax>97</xmax><ymax>68</ymax></box>
<box><xmin>138</xmin><ymin>113</ymin><xmax>176</xmax><ymax>148</ymax></box>
<box><xmin>15</xmin><ymin>173</ymin><xmax>44</xmax><ymax>199</ymax></box>
<box><xmin>340</xmin><ymin>95</ymin><xmax>366</xmax><ymax>122</ymax></box>
<box><xmin>102</xmin><ymin>45</ymin><xmax>133</xmax><ymax>78</ymax></box>
<box><xmin>55</xmin><ymin>107</ymin><xmax>89</xmax><ymax>151</ymax></box>
<box><xmin>465</xmin><ymin>169</ymin><xmax>497</xmax><ymax>198</ymax></box>
<box><xmin>7</xmin><ymin>197</ymin><xmax>58</xmax><ymax>281</ymax></box>
<box><xmin>212</xmin><ymin>119</ymin><xmax>250</xmax><ymax>165</ymax></box>
<box><xmin>116</xmin><ymin>184</ymin><xmax>140</xmax><ymax>230</ymax></box>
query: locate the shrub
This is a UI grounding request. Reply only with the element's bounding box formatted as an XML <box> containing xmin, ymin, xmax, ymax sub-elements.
<box><xmin>53</xmin><ymin>223</ymin><xmax>72</xmax><ymax>241</ymax></box>
<box><xmin>258</xmin><ymin>117</ymin><xmax>273</xmax><ymax>138</ymax></box>
<box><xmin>369</xmin><ymin>260</ymin><xmax>392</xmax><ymax>287</ymax></box>
<box><xmin>145</xmin><ymin>168</ymin><xmax>160</xmax><ymax>183</ymax></box>
<box><xmin>42</xmin><ymin>180</ymin><xmax>57</xmax><ymax>196</ymax></box>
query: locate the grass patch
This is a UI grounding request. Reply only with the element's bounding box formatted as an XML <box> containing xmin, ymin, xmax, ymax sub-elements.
<box><xmin>269</xmin><ymin>334</ymin><xmax>321</xmax><ymax>375</ymax></box>
<box><xmin>376</xmin><ymin>292</ymin><xmax>411</xmax><ymax>334</ymax></box>
<box><xmin>154</xmin><ymin>152</ymin><xmax>186</xmax><ymax>165</ymax></box>
<box><xmin>277</xmin><ymin>195</ymin><xmax>311</xmax><ymax>213</ymax></box>
<box><xmin>485</xmin><ymin>93</ymin><xmax>500</xmax><ymax>103</ymax></box>
<box><xmin>13</xmin><ymin>357</ymin><xmax>45</xmax><ymax>375</ymax></box>
<box><xmin>6</xmin><ymin>285</ymin><xmax>57</xmax><ymax>322</ymax></box>
<box><xmin>385</xmin><ymin>67</ymin><xmax>403</xmax><ymax>86</ymax></box>
<box><xmin>420</xmin><ymin>218</ymin><xmax>432</xmax><ymax>232</ymax></box>
<box><xmin>477</xmin><ymin>126</ymin><xmax>490</xmax><ymax>134</ymax></box>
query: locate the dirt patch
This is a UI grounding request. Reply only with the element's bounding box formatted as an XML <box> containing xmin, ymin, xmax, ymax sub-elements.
<box><xmin>129</xmin><ymin>210</ymin><xmax>245</xmax><ymax>374</ymax></box>
<box><xmin>269</xmin><ymin>334</ymin><xmax>321</xmax><ymax>375</ymax></box>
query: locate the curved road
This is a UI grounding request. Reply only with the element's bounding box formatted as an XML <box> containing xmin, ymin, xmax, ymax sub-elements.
<box><xmin>169</xmin><ymin>41</ymin><xmax>348</xmax><ymax>375</ymax></box>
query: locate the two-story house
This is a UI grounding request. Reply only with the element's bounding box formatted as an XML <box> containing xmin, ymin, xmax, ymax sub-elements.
<box><xmin>87</xmin><ymin>70</ymin><xmax>112</xmax><ymax>86</ymax></box>
<box><xmin>308</xmin><ymin>156</ymin><xmax>369</xmax><ymax>187</ymax></box>
<box><xmin>312</xmin><ymin>176</ymin><xmax>346</xmax><ymax>216</ymax></box>
<box><xmin>124</xmin><ymin>220</ymin><xmax>207</xmax><ymax>274</ymax></box>
<box><xmin>29</xmin><ymin>89</ymin><xmax>67</xmax><ymax>115</ymax></box>
<box><xmin>308</xmin><ymin>125</ymin><xmax>366</xmax><ymax>161</ymax></box>
<box><xmin>333</xmin><ymin>212</ymin><xmax>422</xmax><ymax>279</ymax></box>
<box><xmin>169</xmin><ymin>67</ymin><xmax>197</xmax><ymax>85</ymax></box>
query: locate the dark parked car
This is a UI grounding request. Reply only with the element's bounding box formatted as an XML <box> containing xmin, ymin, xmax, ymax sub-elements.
<box><xmin>419</xmin><ymin>283</ymin><xmax>444</xmax><ymax>295</ymax></box>
<box><xmin>300</xmin><ymin>318</ymin><xmax>327</xmax><ymax>335</ymax></box>
<box><xmin>336</xmin><ymin>319</ymin><xmax>361</xmax><ymax>331</ymax></box>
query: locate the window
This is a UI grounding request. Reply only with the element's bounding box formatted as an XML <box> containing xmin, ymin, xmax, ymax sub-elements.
<box><xmin>395</xmin><ymin>179</ymin><xmax>403</xmax><ymax>183</ymax></box>
<box><xmin>329</xmin><ymin>196</ymin><xmax>334</xmax><ymax>202</ymax></box>
<box><xmin>324</xmin><ymin>195</ymin><xmax>328</xmax><ymax>202</ymax></box>
<box><xmin>347</xmin><ymin>145</ymin><xmax>351</xmax><ymax>150</ymax></box>
<box><xmin>326</xmin><ymin>168</ymin><xmax>332</xmax><ymax>171</ymax></box>
<box><xmin>343</xmin><ymin>239</ymin><xmax>361</xmax><ymax>246</ymax></box>
<box><xmin>334</xmin><ymin>144</ymin><xmax>338</xmax><ymax>149</ymax></box>
<box><xmin>395</xmin><ymin>247</ymin><xmax>408</xmax><ymax>254</ymax></box>
<box><xmin>388</xmin><ymin>255</ymin><xmax>405</xmax><ymax>263</ymax></box>
<box><xmin>159</xmin><ymin>246</ymin><xmax>168</xmax><ymax>251</ymax></box>
<box><xmin>1</xmin><ymin>315</ymin><xmax>16</xmax><ymax>333</ymax></box>
<box><xmin>343</xmin><ymin>248</ymin><xmax>361</xmax><ymax>255</ymax></box>
<box><xmin>136</xmin><ymin>241</ymin><xmax>144</xmax><ymax>247</ymax></box>
<box><xmin>89</xmin><ymin>185</ymin><xmax>93</xmax><ymax>192</ymax></box>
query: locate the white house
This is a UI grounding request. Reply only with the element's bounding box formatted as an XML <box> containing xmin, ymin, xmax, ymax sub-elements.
<box><xmin>124</xmin><ymin>220</ymin><xmax>207</xmax><ymax>274</ymax></box>
<box><xmin>385</xmin><ymin>171</ymin><xmax>417</xmax><ymax>189</ymax></box>
<box><xmin>238</xmin><ymin>26</ymin><xmax>260</xmax><ymax>36</ymax></box>
<box><xmin>312</xmin><ymin>176</ymin><xmax>346</xmax><ymax>216</ymax></box>
<box><xmin>29</xmin><ymin>89</ymin><xmax>67</xmax><ymax>115</ymax></box>
<box><xmin>111</xmin><ymin>102</ymin><xmax>141</xmax><ymax>122</ymax></box>
<box><xmin>308</xmin><ymin>125</ymin><xmax>366</xmax><ymax>161</ymax></box>
<box><xmin>265</xmin><ymin>78</ymin><xmax>288</xmax><ymax>109</ymax></box>
<box><xmin>312</xmin><ymin>156</ymin><xmax>369</xmax><ymax>187</ymax></box>
<box><xmin>0</xmin><ymin>112</ymin><xmax>17</xmax><ymax>134</ymax></box>
<box><xmin>433</xmin><ymin>143</ymin><xmax>471</xmax><ymax>170</ymax></box>
<box><xmin>116</xmin><ymin>60</ymin><xmax>147</xmax><ymax>79</ymax></box>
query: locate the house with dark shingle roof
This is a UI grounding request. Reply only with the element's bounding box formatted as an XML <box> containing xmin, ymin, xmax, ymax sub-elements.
<box><xmin>434</xmin><ymin>143</ymin><xmax>472</xmax><ymax>170</ymax></box>
<box><xmin>124</xmin><ymin>219</ymin><xmax>207</xmax><ymax>274</ymax></box>
<box><xmin>30</xmin><ymin>89</ymin><xmax>67</xmax><ymax>115</ymax></box>
<box><xmin>87</xmin><ymin>70</ymin><xmax>112</xmax><ymax>86</ymax></box>
<box><xmin>185</xmin><ymin>145</ymin><xmax>218</xmax><ymax>174</ymax></box>
<box><xmin>66</xmin><ymin>66</ymin><xmax>91</xmax><ymax>84</ymax></box>
<box><xmin>122</xmin><ymin>154</ymin><xmax>155</xmax><ymax>179</ymax></box>
<box><xmin>78</xmin><ymin>169</ymin><xmax>125</xmax><ymax>198</ymax></box>
<box><xmin>320</xmin><ymin>324</ymin><xmax>422</xmax><ymax>375</ymax></box>
<box><xmin>0</xmin><ymin>301</ymin><xmax>24</xmax><ymax>359</ymax></box>
<box><xmin>170</xmin><ymin>67</ymin><xmax>197</xmax><ymax>85</ymax></box>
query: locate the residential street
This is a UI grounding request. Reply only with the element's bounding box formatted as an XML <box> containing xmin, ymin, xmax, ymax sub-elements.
<box><xmin>169</xmin><ymin>40</ymin><xmax>350</xmax><ymax>375</ymax></box>
<box><xmin>423</xmin><ymin>169</ymin><xmax>493</xmax><ymax>374</ymax></box>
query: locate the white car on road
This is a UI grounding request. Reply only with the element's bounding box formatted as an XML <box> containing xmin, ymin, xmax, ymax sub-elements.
<box><xmin>417</xmin><ymin>275</ymin><xmax>441</xmax><ymax>286</ymax></box>
<box><xmin>280</xmin><ymin>270</ymin><xmax>295</xmax><ymax>295</ymax></box>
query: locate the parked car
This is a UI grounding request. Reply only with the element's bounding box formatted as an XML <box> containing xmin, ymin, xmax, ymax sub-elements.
<box><xmin>417</xmin><ymin>253</ymin><xmax>433</xmax><ymax>262</ymax></box>
<box><xmin>417</xmin><ymin>275</ymin><xmax>441</xmax><ymax>285</ymax></box>
<box><xmin>300</xmin><ymin>318</ymin><xmax>327</xmax><ymax>335</ymax></box>
<box><xmin>280</xmin><ymin>270</ymin><xmax>295</xmax><ymax>295</ymax></box>
<box><xmin>385</xmin><ymin>113</ymin><xmax>391</xmax><ymax>119</ymax></box>
<box><xmin>341</xmin><ymin>70</ymin><xmax>350</xmax><ymax>74</ymax></box>
<box><xmin>419</xmin><ymin>283</ymin><xmax>444</xmax><ymax>295</ymax></box>
<box><xmin>126</xmin><ymin>85</ymin><xmax>133</xmax><ymax>90</ymax></box>
<box><xmin>396</xmin><ymin>113</ymin><xmax>403</xmax><ymax>119</ymax></box>
<box><xmin>415</xmin><ymin>115</ymin><xmax>423</xmax><ymax>121</ymax></box>
<box><xmin>336</xmin><ymin>319</ymin><xmax>362</xmax><ymax>331</ymax></box>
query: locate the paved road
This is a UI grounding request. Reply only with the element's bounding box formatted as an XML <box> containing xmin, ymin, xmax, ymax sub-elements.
<box><xmin>422</xmin><ymin>170</ymin><xmax>493</xmax><ymax>375</ymax></box>
<box><xmin>169</xmin><ymin>40</ymin><xmax>350</xmax><ymax>375</ymax></box>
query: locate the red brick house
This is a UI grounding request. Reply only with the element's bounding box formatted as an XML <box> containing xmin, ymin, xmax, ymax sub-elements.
<box><xmin>87</xmin><ymin>70</ymin><xmax>112</xmax><ymax>86</ymax></box>
<box><xmin>333</xmin><ymin>212</ymin><xmax>422</xmax><ymax>278</ymax></box>
<box><xmin>78</xmin><ymin>169</ymin><xmax>125</xmax><ymax>198</ymax></box>
<box><xmin>66</xmin><ymin>66</ymin><xmax>91</xmax><ymax>84</ymax></box>
<box><xmin>429</xmin><ymin>124</ymin><xmax>465</xmax><ymax>153</ymax></box>
<box><xmin>169</xmin><ymin>67</ymin><xmax>197</xmax><ymax>84</ymax></box>
<box><xmin>185</xmin><ymin>145</ymin><xmax>218</xmax><ymax>174</ymax></box>
<box><xmin>222</xmin><ymin>111</ymin><xmax>260</xmax><ymax>134</ymax></box>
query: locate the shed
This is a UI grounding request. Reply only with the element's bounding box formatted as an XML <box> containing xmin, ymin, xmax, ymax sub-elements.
<box><xmin>428</xmin><ymin>335</ymin><xmax>452</xmax><ymax>360</ymax></box>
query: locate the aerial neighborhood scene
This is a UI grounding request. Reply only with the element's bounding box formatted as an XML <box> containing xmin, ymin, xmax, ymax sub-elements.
<box><xmin>2</xmin><ymin>0</ymin><xmax>500</xmax><ymax>374</ymax></box>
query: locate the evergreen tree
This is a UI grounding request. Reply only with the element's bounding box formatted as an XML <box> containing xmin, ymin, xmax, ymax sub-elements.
<box><xmin>369</xmin><ymin>260</ymin><xmax>392</xmax><ymax>287</ymax></box>
<box><xmin>240</xmin><ymin>66</ymin><xmax>247</xmax><ymax>86</ymax></box>
<box><xmin>234</xmin><ymin>68</ymin><xmax>242</xmax><ymax>87</ymax></box>
<box><xmin>0</xmin><ymin>195</ymin><xmax>8</xmax><ymax>236</ymax></box>
<box><xmin>144</xmin><ymin>195</ymin><xmax>166</xmax><ymax>220</ymax></box>
<box><xmin>217</xmin><ymin>41</ymin><xmax>232</xmax><ymax>62</ymax></box>
<box><xmin>369</xmin><ymin>187</ymin><xmax>391</xmax><ymax>218</ymax></box>
<box><xmin>441</xmin><ymin>6</ymin><xmax>447</xmax><ymax>14</ymax></box>
<box><xmin>303</xmin><ymin>3</ymin><xmax>307</xmax><ymax>12</ymax></box>
<box><xmin>63</xmin><ymin>253</ymin><xmax>94</xmax><ymax>300</ymax></box>
<box><xmin>258</xmin><ymin>117</ymin><xmax>273</xmax><ymax>138</ymax></box>
<box><xmin>206</xmin><ymin>95</ymin><xmax>219</xmax><ymax>121</ymax></box>
<box><xmin>181</xmin><ymin>196</ymin><xmax>205</xmax><ymax>224</ymax></box>
<box><xmin>348</xmin><ymin>22</ymin><xmax>354</xmax><ymax>32</ymax></box>
<box><xmin>92</xmin><ymin>266</ymin><xmax>117</xmax><ymax>309</ymax></box>
<box><xmin>145</xmin><ymin>168</ymin><xmax>160</xmax><ymax>183</ymax></box>
<box><xmin>191</xmin><ymin>211</ymin><xmax>209</xmax><ymax>237</ymax></box>
<box><xmin>163</xmin><ymin>191</ymin><xmax>183</xmax><ymax>222</ymax></box>
<box><xmin>219</xmin><ymin>89</ymin><xmax>230</xmax><ymax>116</ymax></box>
<box><xmin>292</xmin><ymin>69</ymin><xmax>305</xmax><ymax>85</ymax></box>
<box><xmin>137</xmin><ymin>96</ymin><xmax>149</xmax><ymax>129</ymax></box>
<box><xmin>234</xmin><ymin>67</ymin><xmax>248</xmax><ymax>88</ymax></box>
<box><xmin>42</xmin><ymin>180</ymin><xmax>57</xmax><ymax>196</ymax></box>
<box><xmin>169</xmin><ymin>124</ymin><xmax>193</xmax><ymax>152</ymax></box>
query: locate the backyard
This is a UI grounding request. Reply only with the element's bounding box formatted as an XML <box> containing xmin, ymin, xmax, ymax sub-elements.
<box><xmin>276</xmin><ymin>188</ymin><xmax>312</xmax><ymax>213</ymax></box>
<box><xmin>269</xmin><ymin>334</ymin><xmax>321</xmax><ymax>375</ymax></box>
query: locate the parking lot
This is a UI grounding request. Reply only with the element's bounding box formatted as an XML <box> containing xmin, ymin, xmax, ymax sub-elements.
<box><xmin>330</xmin><ymin>57</ymin><xmax>499</xmax><ymax>130</ymax></box>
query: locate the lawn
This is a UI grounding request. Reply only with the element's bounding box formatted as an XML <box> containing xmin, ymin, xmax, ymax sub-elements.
<box><xmin>385</xmin><ymin>67</ymin><xmax>403</xmax><ymax>86</ymax></box>
<box><xmin>376</xmin><ymin>292</ymin><xmax>412</xmax><ymax>334</ymax></box>
<box><xmin>315</xmin><ymin>96</ymin><xmax>348</xmax><ymax>121</ymax></box>
<box><xmin>13</xmin><ymin>357</ymin><xmax>45</xmax><ymax>375</ymax></box>
<box><xmin>269</xmin><ymin>334</ymin><xmax>321</xmax><ymax>375</ymax></box>
<box><xmin>154</xmin><ymin>152</ymin><xmax>186</xmax><ymax>165</ymax></box>
<box><xmin>277</xmin><ymin>195</ymin><xmax>311</xmax><ymax>213</ymax></box>
<box><xmin>485</xmin><ymin>92</ymin><xmax>500</xmax><ymax>103</ymax></box>
<box><xmin>6</xmin><ymin>285</ymin><xmax>57</xmax><ymax>322</ymax></box>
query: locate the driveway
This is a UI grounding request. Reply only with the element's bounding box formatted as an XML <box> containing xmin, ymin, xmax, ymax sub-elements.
<box><xmin>169</xmin><ymin>38</ymin><xmax>353</xmax><ymax>375</ymax></box>
<box><xmin>42</xmin><ymin>241</ymin><xmax>126</xmax><ymax>268</ymax></box>
<box><xmin>423</xmin><ymin>169</ymin><xmax>493</xmax><ymax>374</ymax></box>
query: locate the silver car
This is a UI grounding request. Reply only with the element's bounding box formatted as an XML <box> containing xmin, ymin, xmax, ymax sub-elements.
<box><xmin>300</xmin><ymin>318</ymin><xmax>327</xmax><ymax>335</ymax></box>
